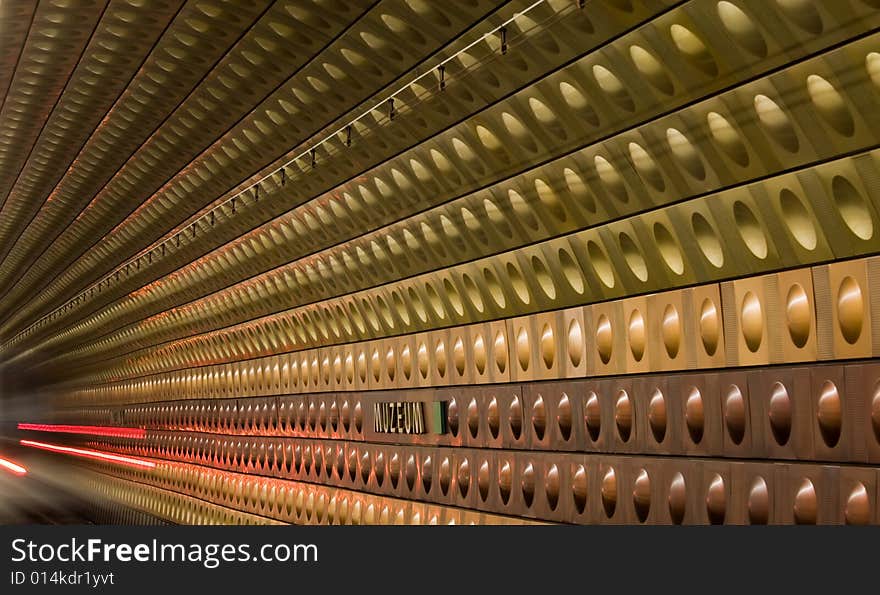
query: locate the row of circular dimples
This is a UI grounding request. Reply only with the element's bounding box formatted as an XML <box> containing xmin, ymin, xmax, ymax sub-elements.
<box><xmin>92</xmin><ymin>476</ymin><xmax>271</xmax><ymax>525</ymax></box>
<box><xmin>107</xmin><ymin>167</ymin><xmax>875</xmax><ymax>381</ymax></box>
<box><xmin>65</xmin><ymin>244</ymin><xmax>876</xmax><ymax>404</ymax></box>
<box><xmin>599</xmin><ymin>467</ymin><xmax>872</xmax><ymax>524</ymax></box>
<box><xmin>446</xmin><ymin>378</ymin><xmax>879</xmax><ymax>450</ymax></box>
<box><xmin>146</xmin><ymin>463</ymin><xmax>505</xmax><ymax>525</ymax></box>
<box><xmin>124</xmin><ymin>399</ymin><xmax>364</xmax><ymax>436</ymax></box>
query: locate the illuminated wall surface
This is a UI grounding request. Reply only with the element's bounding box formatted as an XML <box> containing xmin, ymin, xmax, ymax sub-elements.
<box><xmin>1</xmin><ymin>0</ymin><xmax>879</xmax><ymax>525</ymax></box>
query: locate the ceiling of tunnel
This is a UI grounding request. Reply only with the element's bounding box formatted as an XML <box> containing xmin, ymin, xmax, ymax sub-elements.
<box><xmin>1</xmin><ymin>0</ymin><xmax>879</xmax><ymax>398</ymax></box>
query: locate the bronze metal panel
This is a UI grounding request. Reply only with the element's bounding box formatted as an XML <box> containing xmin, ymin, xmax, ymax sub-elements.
<box><xmin>597</xmin><ymin>376</ymin><xmax>642</xmax><ymax>454</ymax></box>
<box><xmin>632</xmin><ymin>374</ymin><xmax>678</xmax><ymax>455</ymax></box>
<box><xmin>749</xmin><ymin>367</ymin><xmax>814</xmax><ymax>461</ymax></box>
<box><xmin>715</xmin><ymin>369</ymin><xmax>756</xmax><ymax>458</ymax></box>
<box><xmin>668</xmin><ymin>372</ymin><xmax>723</xmax><ymax>456</ymax></box>
<box><xmin>845</xmin><ymin>362</ymin><xmax>879</xmax><ymax>464</ymax></box>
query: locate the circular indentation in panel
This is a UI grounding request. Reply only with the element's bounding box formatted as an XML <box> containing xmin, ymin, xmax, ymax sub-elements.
<box><xmin>734</xmin><ymin>201</ymin><xmax>768</xmax><ymax>259</ymax></box>
<box><xmin>494</xmin><ymin>331</ymin><xmax>508</xmax><ymax>374</ymax></box>
<box><xmin>837</xmin><ymin>276</ymin><xmax>864</xmax><ymax>344</ymax></box>
<box><xmin>473</xmin><ymin>334</ymin><xmax>487</xmax><ymax>375</ymax></box>
<box><xmin>633</xmin><ymin>469</ymin><xmax>651</xmax><ymax>523</ymax></box>
<box><xmin>354</xmin><ymin>403</ymin><xmax>363</xmax><ymax>433</ymax></box>
<box><xmin>754</xmin><ymin>94</ymin><xmax>799</xmax><ymax>153</ymax></box>
<box><xmin>769</xmin><ymin>382</ymin><xmax>792</xmax><ymax>446</ymax></box>
<box><xmin>741</xmin><ymin>291</ymin><xmax>764</xmax><ymax>352</ymax></box>
<box><xmin>559</xmin><ymin>81</ymin><xmax>599</xmax><ymax>125</ymax></box>
<box><xmin>522</xmin><ymin>463</ymin><xmax>535</xmax><ymax>507</ymax></box>
<box><xmin>602</xmin><ymin>467</ymin><xmax>617</xmax><ymax>518</ymax></box>
<box><xmin>594</xmin><ymin>155</ymin><xmax>628</xmax><ymax>202</ymax></box>
<box><xmin>529</xmin><ymin>97</ymin><xmax>556</xmax><ymax>124</ymax></box>
<box><xmin>375</xmin><ymin>452</ymin><xmax>386</xmax><ymax>486</ymax></box>
<box><xmin>596</xmin><ymin>314</ymin><xmax>614</xmax><ymax>365</ymax></box>
<box><xmin>619</xmin><ymin>232</ymin><xmax>648</xmax><ymax>282</ymax></box>
<box><xmin>717</xmin><ymin>1</ymin><xmax>767</xmax><ymax>57</ymax></box>
<box><xmin>662</xmin><ymin>304</ymin><xmax>682</xmax><ymax>359</ymax></box>
<box><xmin>700</xmin><ymin>298</ymin><xmax>721</xmax><ymax>356</ymax></box>
<box><xmin>794</xmin><ymin>478</ymin><xmax>817</xmax><ymax>524</ymax></box>
<box><xmin>360</xmin><ymin>451</ymin><xmax>371</xmax><ymax>484</ymax></box>
<box><xmin>563</xmin><ymin>167</ymin><xmax>597</xmax><ymax>213</ymax></box>
<box><xmin>487</xmin><ymin>397</ymin><xmax>500</xmax><ymax>438</ymax></box>
<box><xmin>499</xmin><ymin>461</ymin><xmax>512</xmax><ymax>504</ymax></box>
<box><xmin>405</xmin><ymin>455</ymin><xmax>416</xmax><ymax>491</ymax></box>
<box><xmin>535</xmin><ymin>180</ymin><xmax>566</xmax><ymax>223</ymax></box>
<box><xmin>509</xmin><ymin>397</ymin><xmax>523</xmax><ymax>440</ymax></box>
<box><xmin>516</xmin><ymin>326</ymin><xmax>530</xmax><ymax>372</ymax></box>
<box><xmin>686</xmin><ymin>387</ymin><xmax>705</xmax><ymax>444</ymax></box>
<box><xmin>476</xmin><ymin>125</ymin><xmax>501</xmax><ymax>151</ymax></box>
<box><xmin>453</xmin><ymin>337</ymin><xmax>466</xmax><ymax>377</ymax></box>
<box><xmin>507</xmin><ymin>261</ymin><xmax>531</xmax><ymax>305</ymax></box>
<box><xmin>724</xmin><ymin>384</ymin><xmax>747</xmax><ymax>445</ymax></box>
<box><xmin>748</xmin><ymin>477</ymin><xmax>770</xmax><ymax>525</ymax></box>
<box><xmin>540</xmin><ymin>324</ymin><xmax>555</xmax><ymax>370</ymax></box>
<box><xmin>417</xmin><ymin>342</ymin><xmax>429</xmax><ymax>379</ymax></box>
<box><xmin>447</xmin><ymin>398</ymin><xmax>459</xmax><ymax>437</ymax></box>
<box><xmin>457</xmin><ymin>459</ymin><xmax>470</xmax><ymax>498</ymax></box>
<box><xmin>630</xmin><ymin>44</ymin><xmax>673</xmax><ymax>95</ymax></box>
<box><xmin>706</xmin><ymin>474</ymin><xmax>727</xmax><ymax>525</ymax></box>
<box><xmin>807</xmin><ymin>74</ymin><xmax>854</xmax><ymax>136</ymax></box>
<box><xmin>666</xmin><ymin>127</ymin><xmax>705</xmax><ymax>180</ymax></box>
<box><xmin>845</xmin><ymin>483</ymin><xmax>870</xmax><ymax>525</ymax></box>
<box><xmin>478</xmin><ymin>461</ymin><xmax>490</xmax><ymax>502</ymax></box>
<box><xmin>628</xmin><ymin>309</ymin><xmax>646</xmax><ymax>362</ymax></box>
<box><xmin>691</xmin><ymin>212</ymin><xmax>724</xmax><ymax>268</ymax></box>
<box><xmin>546</xmin><ymin>465</ymin><xmax>560</xmax><ymax>510</ymax></box>
<box><xmin>467</xmin><ymin>398</ymin><xmax>479</xmax><ymax>438</ymax></box>
<box><xmin>507</xmin><ymin>188</ymin><xmax>540</xmax><ymax>230</ymax></box>
<box><xmin>401</xmin><ymin>345</ymin><xmax>412</xmax><ymax>380</ymax></box>
<box><xmin>649</xmin><ymin>389</ymin><xmax>667</xmax><ymax>443</ymax></box>
<box><xmin>585</xmin><ymin>391</ymin><xmax>601</xmax><ymax>441</ymax></box>
<box><xmin>670</xmin><ymin>24</ymin><xmax>717</xmax><ymax>76</ymax></box>
<box><xmin>779</xmin><ymin>189</ymin><xmax>817</xmax><ymax>251</ymax></box>
<box><xmin>435</xmin><ymin>339</ymin><xmax>447</xmax><ymax>378</ymax></box>
<box><xmin>817</xmin><ymin>380</ymin><xmax>842</xmax><ymax>448</ymax></box>
<box><xmin>502</xmin><ymin>113</ymin><xmax>535</xmax><ymax>151</ymax></box>
<box><xmin>707</xmin><ymin>111</ymin><xmax>749</xmax><ymax>167</ymax></box>
<box><xmin>568</xmin><ymin>318</ymin><xmax>584</xmax><ymax>368</ymax></box>
<box><xmin>532</xmin><ymin>255</ymin><xmax>557</xmax><ymax>299</ymax></box>
<box><xmin>558</xmin><ymin>394</ymin><xmax>572</xmax><ymax>441</ymax></box>
<box><xmin>385</xmin><ymin>347</ymin><xmax>396</xmax><ymax>382</ymax></box>
<box><xmin>462</xmin><ymin>273</ymin><xmax>484</xmax><ymax>313</ymax></box>
<box><xmin>785</xmin><ymin>283</ymin><xmax>812</xmax><ymax>348</ymax></box>
<box><xmin>573</xmin><ymin>465</ymin><xmax>588</xmax><ymax>514</ymax></box>
<box><xmin>422</xmin><ymin>456</ymin><xmax>433</xmax><ymax>493</ymax></box>
<box><xmin>558</xmin><ymin>248</ymin><xmax>585</xmax><ymax>294</ymax></box>
<box><xmin>615</xmin><ymin>390</ymin><xmax>633</xmax><ymax>442</ymax></box>
<box><xmin>776</xmin><ymin>0</ymin><xmax>823</xmax><ymax>34</ymax></box>
<box><xmin>628</xmin><ymin>142</ymin><xmax>665</xmax><ymax>191</ymax></box>
<box><xmin>587</xmin><ymin>239</ymin><xmax>615</xmax><ymax>288</ymax></box>
<box><xmin>439</xmin><ymin>457</ymin><xmax>451</xmax><ymax>496</ymax></box>
<box><xmin>532</xmin><ymin>396</ymin><xmax>547</xmax><ymax>441</ymax></box>
<box><xmin>592</xmin><ymin>64</ymin><xmax>634</xmax><ymax>112</ymax></box>
<box><xmin>668</xmin><ymin>472</ymin><xmax>687</xmax><ymax>525</ymax></box>
<box><xmin>653</xmin><ymin>222</ymin><xmax>685</xmax><ymax>275</ymax></box>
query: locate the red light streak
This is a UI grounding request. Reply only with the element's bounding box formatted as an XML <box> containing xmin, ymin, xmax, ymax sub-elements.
<box><xmin>17</xmin><ymin>423</ymin><xmax>145</xmax><ymax>439</ymax></box>
<box><xmin>0</xmin><ymin>456</ymin><xmax>27</xmax><ymax>476</ymax></box>
<box><xmin>20</xmin><ymin>440</ymin><xmax>156</xmax><ymax>469</ymax></box>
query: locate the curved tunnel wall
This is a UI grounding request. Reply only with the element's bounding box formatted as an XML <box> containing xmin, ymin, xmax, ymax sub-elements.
<box><xmin>1</xmin><ymin>0</ymin><xmax>880</xmax><ymax>524</ymax></box>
